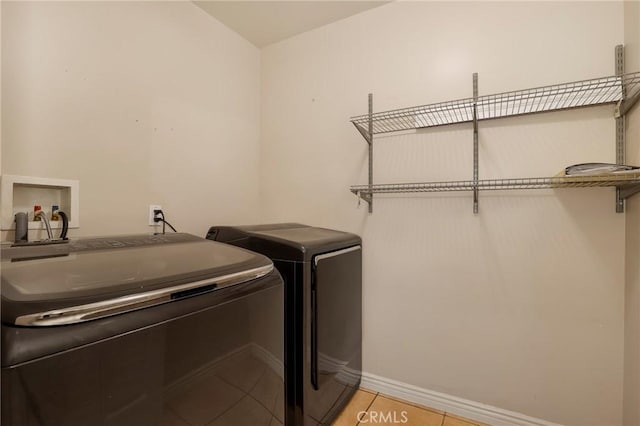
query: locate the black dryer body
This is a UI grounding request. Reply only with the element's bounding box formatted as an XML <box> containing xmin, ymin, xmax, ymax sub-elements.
<box><xmin>207</xmin><ymin>223</ymin><xmax>362</xmax><ymax>426</ymax></box>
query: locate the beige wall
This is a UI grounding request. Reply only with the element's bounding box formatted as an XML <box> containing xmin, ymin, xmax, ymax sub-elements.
<box><xmin>1</xmin><ymin>1</ymin><xmax>261</xmax><ymax>240</ymax></box>
<box><xmin>2</xmin><ymin>1</ymin><xmax>635</xmax><ymax>425</ymax></box>
<box><xmin>624</xmin><ymin>2</ymin><xmax>640</xmax><ymax>425</ymax></box>
<box><xmin>261</xmin><ymin>2</ymin><xmax>625</xmax><ymax>425</ymax></box>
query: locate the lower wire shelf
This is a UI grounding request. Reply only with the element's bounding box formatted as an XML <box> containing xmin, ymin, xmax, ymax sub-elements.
<box><xmin>350</xmin><ymin>175</ymin><xmax>640</xmax><ymax>198</ymax></box>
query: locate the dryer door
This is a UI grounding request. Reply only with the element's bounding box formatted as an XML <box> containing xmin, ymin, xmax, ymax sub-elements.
<box><xmin>309</xmin><ymin>245</ymin><xmax>362</xmax><ymax>423</ymax></box>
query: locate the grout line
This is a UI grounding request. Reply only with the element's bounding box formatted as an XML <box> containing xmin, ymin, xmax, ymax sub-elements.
<box><xmin>355</xmin><ymin>392</ymin><xmax>379</xmax><ymax>426</ymax></box>
<box><xmin>352</xmin><ymin>388</ymin><xmax>479</xmax><ymax>426</ymax></box>
<box><xmin>359</xmin><ymin>387</ymin><xmax>378</xmax><ymax>396</ymax></box>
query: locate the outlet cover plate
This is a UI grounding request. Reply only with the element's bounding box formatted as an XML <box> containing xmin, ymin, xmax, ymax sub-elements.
<box><xmin>149</xmin><ymin>205</ymin><xmax>162</xmax><ymax>226</ymax></box>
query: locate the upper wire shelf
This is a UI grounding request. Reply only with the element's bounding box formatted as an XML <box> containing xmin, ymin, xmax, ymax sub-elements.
<box><xmin>350</xmin><ymin>72</ymin><xmax>640</xmax><ymax>134</ymax></box>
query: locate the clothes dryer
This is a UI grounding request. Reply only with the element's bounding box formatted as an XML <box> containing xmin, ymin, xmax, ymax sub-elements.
<box><xmin>207</xmin><ymin>224</ymin><xmax>362</xmax><ymax>426</ymax></box>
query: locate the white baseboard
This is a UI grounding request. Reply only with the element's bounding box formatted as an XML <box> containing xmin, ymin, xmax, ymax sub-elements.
<box><xmin>360</xmin><ymin>372</ymin><xmax>563</xmax><ymax>426</ymax></box>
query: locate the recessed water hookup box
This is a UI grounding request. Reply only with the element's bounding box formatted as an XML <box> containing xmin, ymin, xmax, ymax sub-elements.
<box><xmin>1</xmin><ymin>175</ymin><xmax>80</xmax><ymax>231</ymax></box>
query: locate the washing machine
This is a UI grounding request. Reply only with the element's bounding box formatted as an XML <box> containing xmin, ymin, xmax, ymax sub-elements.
<box><xmin>206</xmin><ymin>224</ymin><xmax>362</xmax><ymax>426</ymax></box>
<box><xmin>1</xmin><ymin>233</ymin><xmax>284</xmax><ymax>426</ymax></box>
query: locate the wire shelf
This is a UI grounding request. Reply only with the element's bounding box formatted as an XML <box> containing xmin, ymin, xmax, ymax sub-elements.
<box><xmin>350</xmin><ymin>174</ymin><xmax>640</xmax><ymax>195</ymax></box>
<box><xmin>350</xmin><ymin>72</ymin><xmax>640</xmax><ymax>134</ymax></box>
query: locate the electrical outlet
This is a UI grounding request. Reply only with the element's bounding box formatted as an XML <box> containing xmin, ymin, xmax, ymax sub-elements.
<box><xmin>149</xmin><ymin>205</ymin><xmax>162</xmax><ymax>226</ymax></box>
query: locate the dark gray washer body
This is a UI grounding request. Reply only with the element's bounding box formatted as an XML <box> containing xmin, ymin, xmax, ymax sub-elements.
<box><xmin>2</xmin><ymin>233</ymin><xmax>285</xmax><ymax>426</ymax></box>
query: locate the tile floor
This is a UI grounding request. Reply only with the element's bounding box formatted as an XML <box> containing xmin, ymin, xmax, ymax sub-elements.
<box><xmin>332</xmin><ymin>389</ymin><xmax>486</xmax><ymax>426</ymax></box>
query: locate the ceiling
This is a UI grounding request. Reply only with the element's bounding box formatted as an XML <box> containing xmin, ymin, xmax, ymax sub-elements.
<box><xmin>194</xmin><ymin>1</ymin><xmax>389</xmax><ymax>48</ymax></box>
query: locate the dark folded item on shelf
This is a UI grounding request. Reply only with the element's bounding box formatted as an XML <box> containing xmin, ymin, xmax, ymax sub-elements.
<box><xmin>564</xmin><ymin>162</ymin><xmax>640</xmax><ymax>176</ymax></box>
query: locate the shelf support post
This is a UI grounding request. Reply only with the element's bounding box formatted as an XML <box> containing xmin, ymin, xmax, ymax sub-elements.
<box><xmin>367</xmin><ymin>93</ymin><xmax>374</xmax><ymax>213</ymax></box>
<box><xmin>615</xmin><ymin>44</ymin><xmax>625</xmax><ymax>213</ymax></box>
<box><xmin>473</xmin><ymin>73</ymin><xmax>479</xmax><ymax>214</ymax></box>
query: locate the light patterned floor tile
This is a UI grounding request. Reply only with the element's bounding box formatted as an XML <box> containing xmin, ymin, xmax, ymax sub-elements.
<box><xmin>364</xmin><ymin>395</ymin><xmax>444</xmax><ymax>426</ymax></box>
<box><xmin>357</xmin><ymin>387</ymin><xmax>378</xmax><ymax>396</ymax></box>
<box><xmin>443</xmin><ymin>414</ymin><xmax>479</xmax><ymax>426</ymax></box>
<box><xmin>331</xmin><ymin>389</ymin><xmax>377</xmax><ymax>426</ymax></box>
<box><xmin>377</xmin><ymin>393</ymin><xmax>445</xmax><ymax>415</ymax></box>
<box><xmin>445</xmin><ymin>413</ymin><xmax>490</xmax><ymax>426</ymax></box>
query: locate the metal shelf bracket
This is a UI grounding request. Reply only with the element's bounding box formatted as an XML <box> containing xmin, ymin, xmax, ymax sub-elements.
<box><xmin>357</xmin><ymin>191</ymin><xmax>373</xmax><ymax>204</ymax></box>
<box><xmin>618</xmin><ymin>90</ymin><xmax>640</xmax><ymax>117</ymax></box>
<box><xmin>620</xmin><ymin>184</ymin><xmax>640</xmax><ymax>200</ymax></box>
<box><xmin>353</xmin><ymin>123</ymin><xmax>372</xmax><ymax>145</ymax></box>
